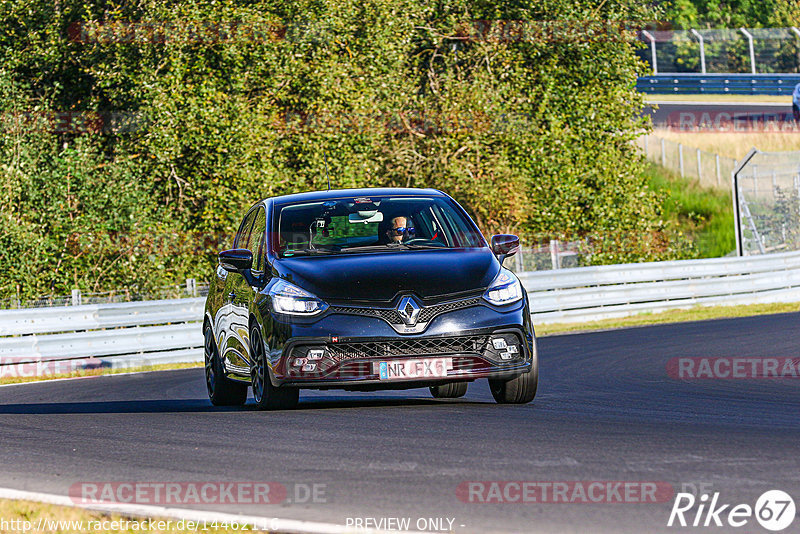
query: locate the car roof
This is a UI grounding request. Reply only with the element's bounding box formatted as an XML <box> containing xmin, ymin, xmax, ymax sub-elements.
<box><xmin>262</xmin><ymin>187</ymin><xmax>447</xmax><ymax>207</ymax></box>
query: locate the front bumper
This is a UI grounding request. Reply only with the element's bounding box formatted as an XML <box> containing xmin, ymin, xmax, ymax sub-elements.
<box><xmin>270</xmin><ymin>326</ymin><xmax>534</xmax><ymax>389</ymax></box>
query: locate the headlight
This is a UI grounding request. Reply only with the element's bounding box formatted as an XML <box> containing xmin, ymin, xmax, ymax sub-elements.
<box><xmin>483</xmin><ymin>268</ymin><xmax>523</xmax><ymax>306</ymax></box>
<box><xmin>269</xmin><ymin>280</ymin><xmax>328</xmax><ymax>316</ymax></box>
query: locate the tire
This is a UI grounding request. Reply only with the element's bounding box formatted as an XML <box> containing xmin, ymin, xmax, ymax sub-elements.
<box><xmin>488</xmin><ymin>343</ymin><xmax>539</xmax><ymax>405</ymax></box>
<box><xmin>430</xmin><ymin>382</ymin><xmax>468</xmax><ymax>398</ymax></box>
<box><xmin>794</xmin><ymin>104</ymin><xmax>800</xmax><ymax>122</ymax></box>
<box><xmin>204</xmin><ymin>326</ymin><xmax>247</xmax><ymax>406</ymax></box>
<box><xmin>250</xmin><ymin>325</ymin><xmax>299</xmax><ymax>410</ymax></box>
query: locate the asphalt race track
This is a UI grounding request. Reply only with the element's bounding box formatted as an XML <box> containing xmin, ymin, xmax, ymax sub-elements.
<box><xmin>644</xmin><ymin>101</ymin><xmax>794</xmax><ymax>129</ymax></box>
<box><xmin>1</xmin><ymin>313</ymin><xmax>799</xmax><ymax>533</ymax></box>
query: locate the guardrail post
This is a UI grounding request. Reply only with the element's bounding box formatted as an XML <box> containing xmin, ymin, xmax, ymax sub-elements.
<box><xmin>716</xmin><ymin>154</ymin><xmax>721</xmax><ymax>186</ymax></box>
<box><xmin>186</xmin><ymin>278</ymin><xmax>197</xmax><ymax>297</ymax></box>
<box><xmin>679</xmin><ymin>144</ymin><xmax>684</xmax><ymax>177</ymax></box>
<box><xmin>644</xmin><ymin>135</ymin><xmax>649</xmax><ymax>157</ymax></box>
<box><xmin>660</xmin><ymin>138</ymin><xmax>666</xmax><ymax>167</ymax></box>
<box><xmin>71</xmin><ymin>289</ymin><xmax>82</xmax><ymax>306</ymax></box>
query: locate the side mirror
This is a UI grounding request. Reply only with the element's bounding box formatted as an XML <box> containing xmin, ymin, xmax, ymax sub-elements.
<box><xmin>490</xmin><ymin>234</ymin><xmax>520</xmax><ymax>266</ymax></box>
<box><xmin>218</xmin><ymin>249</ymin><xmax>253</xmax><ymax>273</ymax></box>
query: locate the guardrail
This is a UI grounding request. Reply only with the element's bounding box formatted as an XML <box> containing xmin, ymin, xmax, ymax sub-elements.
<box><xmin>525</xmin><ymin>250</ymin><xmax>800</xmax><ymax>323</ymax></box>
<box><xmin>637</xmin><ymin>74</ymin><xmax>800</xmax><ymax>95</ymax></box>
<box><xmin>0</xmin><ymin>298</ymin><xmax>205</xmax><ymax>376</ymax></box>
<box><xmin>2</xmin><ymin>251</ymin><xmax>800</xmax><ymax>375</ymax></box>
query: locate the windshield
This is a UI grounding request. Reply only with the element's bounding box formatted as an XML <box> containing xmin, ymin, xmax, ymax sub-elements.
<box><xmin>274</xmin><ymin>195</ymin><xmax>485</xmax><ymax>257</ymax></box>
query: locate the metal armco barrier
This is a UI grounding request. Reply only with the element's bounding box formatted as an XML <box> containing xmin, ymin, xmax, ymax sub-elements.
<box><xmin>525</xmin><ymin>250</ymin><xmax>800</xmax><ymax>324</ymax></box>
<box><xmin>3</xmin><ymin>250</ymin><xmax>800</xmax><ymax>374</ymax></box>
<box><xmin>0</xmin><ymin>298</ymin><xmax>205</xmax><ymax>374</ymax></box>
<box><xmin>637</xmin><ymin>74</ymin><xmax>800</xmax><ymax>95</ymax></box>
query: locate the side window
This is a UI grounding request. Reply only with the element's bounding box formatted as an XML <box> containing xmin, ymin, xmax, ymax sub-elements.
<box><xmin>234</xmin><ymin>209</ymin><xmax>258</xmax><ymax>249</ymax></box>
<box><xmin>247</xmin><ymin>208</ymin><xmax>267</xmax><ymax>272</ymax></box>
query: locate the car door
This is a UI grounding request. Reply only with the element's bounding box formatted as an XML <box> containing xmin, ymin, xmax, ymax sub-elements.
<box><xmin>223</xmin><ymin>206</ymin><xmax>267</xmax><ymax>373</ymax></box>
<box><xmin>214</xmin><ymin>212</ymin><xmax>255</xmax><ymax>362</ymax></box>
<box><xmin>219</xmin><ymin>208</ymin><xmax>258</xmax><ymax>372</ymax></box>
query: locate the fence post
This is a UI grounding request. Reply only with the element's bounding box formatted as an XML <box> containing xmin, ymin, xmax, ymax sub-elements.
<box><xmin>644</xmin><ymin>135</ymin><xmax>649</xmax><ymax>158</ymax></box>
<box><xmin>679</xmin><ymin>144</ymin><xmax>684</xmax><ymax>177</ymax></box>
<box><xmin>641</xmin><ymin>30</ymin><xmax>657</xmax><ymax>75</ymax></box>
<box><xmin>696</xmin><ymin>149</ymin><xmax>702</xmax><ymax>181</ymax></box>
<box><xmin>740</xmin><ymin>28</ymin><xmax>756</xmax><ymax>74</ymax></box>
<box><xmin>71</xmin><ymin>289</ymin><xmax>82</xmax><ymax>306</ymax></box>
<box><xmin>772</xmin><ymin>170</ymin><xmax>777</xmax><ymax>199</ymax></box>
<box><xmin>753</xmin><ymin>164</ymin><xmax>758</xmax><ymax>196</ymax></box>
<box><xmin>661</xmin><ymin>138</ymin><xmax>666</xmax><ymax>167</ymax></box>
<box><xmin>690</xmin><ymin>29</ymin><xmax>706</xmax><ymax>74</ymax></box>
<box><xmin>715</xmin><ymin>154</ymin><xmax>721</xmax><ymax>186</ymax></box>
<box><xmin>795</xmin><ymin>173</ymin><xmax>800</xmax><ymax>211</ymax></box>
<box><xmin>549</xmin><ymin>240</ymin><xmax>560</xmax><ymax>270</ymax></box>
<box><xmin>186</xmin><ymin>278</ymin><xmax>197</xmax><ymax>297</ymax></box>
<box><xmin>514</xmin><ymin>246</ymin><xmax>523</xmax><ymax>272</ymax></box>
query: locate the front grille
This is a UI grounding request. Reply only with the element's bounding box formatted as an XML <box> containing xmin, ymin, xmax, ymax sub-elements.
<box><xmin>329</xmin><ymin>306</ymin><xmax>404</xmax><ymax>324</ymax></box>
<box><xmin>325</xmin><ymin>335</ymin><xmax>489</xmax><ymax>362</ymax></box>
<box><xmin>330</xmin><ymin>297</ymin><xmax>481</xmax><ymax>327</ymax></box>
<box><xmin>418</xmin><ymin>298</ymin><xmax>480</xmax><ymax>322</ymax></box>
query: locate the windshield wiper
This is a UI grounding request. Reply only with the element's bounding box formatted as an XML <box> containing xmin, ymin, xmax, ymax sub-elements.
<box><xmin>337</xmin><ymin>245</ymin><xmax>392</xmax><ymax>253</ymax></box>
<box><xmin>403</xmin><ymin>243</ymin><xmax>447</xmax><ymax>249</ymax></box>
<box><xmin>337</xmin><ymin>243</ymin><xmax>447</xmax><ymax>253</ymax></box>
<box><xmin>282</xmin><ymin>248</ymin><xmax>338</xmax><ymax>256</ymax></box>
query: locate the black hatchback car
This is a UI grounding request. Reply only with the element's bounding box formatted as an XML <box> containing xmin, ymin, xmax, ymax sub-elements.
<box><xmin>203</xmin><ymin>188</ymin><xmax>538</xmax><ymax>409</ymax></box>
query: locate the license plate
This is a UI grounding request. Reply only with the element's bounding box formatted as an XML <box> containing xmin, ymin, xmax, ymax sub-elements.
<box><xmin>377</xmin><ymin>358</ymin><xmax>452</xmax><ymax>380</ymax></box>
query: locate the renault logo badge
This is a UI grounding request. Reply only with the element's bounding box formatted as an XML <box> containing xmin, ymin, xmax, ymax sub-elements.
<box><xmin>396</xmin><ymin>296</ymin><xmax>421</xmax><ymax>326</ymax></box>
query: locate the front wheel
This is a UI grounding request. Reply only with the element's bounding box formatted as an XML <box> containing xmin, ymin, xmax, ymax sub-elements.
<box><xmin>430</xmin><ymin>382</ymin><xmax>468</xmax><ymax>398</ymax></box>
<box><xmin>794</xmin><ymin>104</ymin><xmax>800</xmax><ymax>122</ymax></box>
<box><xmin>489</xmin><ymin>345</ymin><xmax>538</xmax><ymax>404</ymax></box>
<box><xmin>250</xmin><ymin>325</ymin><xmax>299</xmax><ymax>410</ymax></box>
<box><xmin>204</xmin><ymin>326</ymin><xmax>247</xmax><ymax>406</ymax></box>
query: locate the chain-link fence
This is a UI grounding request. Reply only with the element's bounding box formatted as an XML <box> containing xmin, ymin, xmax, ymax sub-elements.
<box><xmin>505</xmin><ymin>240</ymin><xmax>585</xmax><ymax>273</ymax></box>
<box><xmin>635</xmin><ymin>134</ymin><xmax>737</xmax><ymax>188</ymax></box>
<box><xmin>638</xmin><ymin>27</ymin><xmax>800</xmax><ymax>74</ymax></box>
<box><xmin>0</xmin><ymin>279</ymin><xmax>210</xmax><ymax>310</ymax></box>
<box><xmin>734</xmin><ymin>149</ymin><xmax>800</xmax><ymax>255</ymax></box>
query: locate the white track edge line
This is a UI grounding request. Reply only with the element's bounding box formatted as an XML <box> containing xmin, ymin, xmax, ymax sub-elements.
<box><xmin>0</xmin><ymin>366</ymin><xmax>201</xmax><ymax>389</ymax></box>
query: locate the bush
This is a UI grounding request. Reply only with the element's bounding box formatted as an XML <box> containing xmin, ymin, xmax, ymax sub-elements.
<box><xmin>0</xmin><ymin>0</ymin><xmax>692</xmax><ymax>298</ymax></box>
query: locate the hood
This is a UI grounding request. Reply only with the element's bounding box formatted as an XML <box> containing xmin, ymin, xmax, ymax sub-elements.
<box><xmin>272</xmin><ymin>248</ymin><xmax>500</xmax><ymax>302</ymax></box>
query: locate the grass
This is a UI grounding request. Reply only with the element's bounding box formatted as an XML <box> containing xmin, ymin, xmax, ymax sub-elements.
<box><xmin>0</xmin><ymin>498</ymin><xmax>266</xmax><ymax>533</ymax></box>
<box><xmin>0</xmin><ymin>361</ymin><xmax>202</xmax><ymax>386</ymax></box>
<box><xmin>535</xmin><ymin>301</ymin><xmax>800</xmax><ymax>336</ymax></box>
<box><xmin>644</xmin><ymin>162</ymin><xmax>736</xmax><ymax>258</ymax></box>
<box><xmin>645</xmin><ymin>94</ymin><xmax>793</xmax><ymax>103</ymax></box>
<box><xmin>652</xmin><ymin>127</ymin><xmax>800</xmax><ymax>159</ymax></box>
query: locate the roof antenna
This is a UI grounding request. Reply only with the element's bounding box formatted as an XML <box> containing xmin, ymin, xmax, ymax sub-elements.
<box><xmin>323</xmin><ymin>153</ymin><xmax>331</xmax><ymax>191</ymax></box>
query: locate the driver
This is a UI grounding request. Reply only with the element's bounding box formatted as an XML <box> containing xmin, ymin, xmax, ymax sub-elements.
<box><xmin>386</xmin><ymin>216</ymin><xmax>415</xmax><ymax>243</ymax></box>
